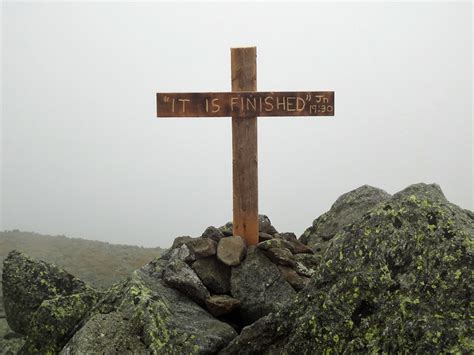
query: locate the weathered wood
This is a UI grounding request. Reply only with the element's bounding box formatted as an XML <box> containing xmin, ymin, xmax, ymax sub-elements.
<box><xmin>231</xmin><ymin>47</ymin><xmax>259</xmax><ymax>246</ymax></box>
<box><xmin>154</xmin><ymin>46</ymin><xmax>336</xmax><ymax>247</ymax></box>
<box><xmin>156</xmin><ymin>91</ymin><xmax>335</xmax><ymax>117</ymax></box>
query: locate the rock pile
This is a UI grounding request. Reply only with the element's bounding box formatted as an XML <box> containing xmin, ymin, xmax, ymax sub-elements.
<box><xmin>2</xmin><ymin>251</ymin><xmax>102</xmax><ymax>354</ymax></box>
<box><xmin>160</xmin><ymin>214</ymin><xmax>316</xmax><ymax>324</ymax></box>
<box><xmin>222</xmin><ymin>184</ymin><xmax>473</xmax><ymax>354</ymax></box>
<box><xmin>1</xmin><ymin>183</ymin><xmax>472</xmax><ymax>354</ymax></box>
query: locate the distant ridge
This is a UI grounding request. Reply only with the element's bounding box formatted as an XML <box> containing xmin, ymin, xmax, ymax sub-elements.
<box><xmin>0</xmin><ymin>230</ymin><xmax>164</xmax><ymax>352</ymax></box>
<box><xmin>0</xmin><ymin>230</ymin><xmax>164</xmax><ymax>289</ymax></box>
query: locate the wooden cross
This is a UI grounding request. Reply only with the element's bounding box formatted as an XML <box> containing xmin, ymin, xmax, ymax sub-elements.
<box><xmin>156</xmin><ymin>47</ymin><xmax>335</xmax><ymax>246</ymax></box>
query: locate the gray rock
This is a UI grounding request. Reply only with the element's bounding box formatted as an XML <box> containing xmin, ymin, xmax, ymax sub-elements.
<box><xmin>258</xmin><ymin>214</ymin><xmax>278</xmax><ymax>235</ymax></box>
<box><xmin>60</xmin><ymin>312</ymin><xmax>147</xmax><ymax>355</ymax></box>
<box><xmin>2</xmin><ymin>250</ymin><xmax>93</xmax><ymax>335</ymax></box>
<box><xmin>258</xmin><ymin>237</ymin><xmax>312</xmax><ymax>256</ymax></box>
<box><xmin>205</xmin><ymin>295</ymin><xmax>240</xmax><ymax>317</ymax></box>
<box><xmin>202</xmin><ymin>226</ymin><xmax>225</xmax><ymax>242</ymax></box>
<box><xmin>257</xmin><ymin>238</ymin><xmax>293</xmax><ymax>251</ymax></box>
<box><xmin>62</xmin><ymin>264</ymin><xmax>237</xmax><ymax>354</ymax></box>
<box><xmin>192</xmin><ymin>257</ymin><xmax>231</xmax><ymax>294</ymax></box>
<box><xmin>0</xmin><ymin>330</ymin><xmax>25</xmax><ymax>355</ymax></box>
<box><xmin>222</xmin><ymin>183</ymin><xmax>474</xmax><ymax>354</ymax></box>
<box><xmin>259</xmin><ymin>232</ymin><xmax>274</xmax><ymax>242</ymax></box>
<box><xmin>218</xmin><ymin>222</ymin><xmax>234</xmax><ymax>237</ymax></box>
<box><xmin>275</xmin><ymin>232</ymin><xmax>298</xmax><ymax>241</ymax></box>
<box><xmin>186</xmin><ymin>238</ymin><xmax>217</xmax><ymax>259</ymax></box>
<box><xmin>167</xmin><ymin>243</ymin><xmax>195</xmax><ymax>263</ymax></box>
<box><xmin>230</xmin><ymin>247</ymin><xmax>296</xmax><ymax>324</ymax></box>
<box><xmin>163</xmin><ymin>259</ymin><xmax>210</xmax><ymax>306</ymax></box>
<box><xmin>21</xmin><ymin>291</ymin><xmax>100</xmax><ymax>354</ymax></box>
<box><xmin>262</xmin><ymin>247</ymin><xmax>295</xmax><ymax>267</ymax></box>
<box><xmin>219</xmin><ymin>313</ymin><xmax>283</xmax><ymax>355</ymax></box>
<box><xmin>275</xmin><ymin>233</ymin><xmax>314</xmax><ymax>254</ymax></box>
<box><xmin>171</xmin><ymin>235</ymin><xmax>194</xmax><ymax>249</ymax></box>
<box><xmin>300</xmin><ymin>185</ymin><xmax>391</xmax><ymax>256</ymax></box>
<box><xmin>217</xmin><ymin>236</ymin><xmax>247</xmax><ymax>266</ymax></box>
<box><xmin>293</xmin><ymin>261</ymin><xmax>315</xmax><ymax>278</ymax></box>
<box><xmin>278</xmin><ymin>265</ymin><xmax>310</xmax><ymax>291</ymax></box>
<box><xmin>294</xmin><ymin>253</ymin><xmax>321</xmax><ymax>270</ymax></box>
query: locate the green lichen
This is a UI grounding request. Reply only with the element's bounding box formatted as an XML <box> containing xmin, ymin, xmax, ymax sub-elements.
<box><xmin>20</xmin><ymin>290</ymin><xmax>99</xmax><ymax>354</ymax></box>
<box><xmin>230</xmin><ymin>184</ymin><xmax>473</xmax><ymax>354</ymax></box>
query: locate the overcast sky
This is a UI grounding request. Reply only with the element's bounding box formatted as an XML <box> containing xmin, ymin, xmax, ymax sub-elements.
<box><xmin>1</xmin><ymin>1</ymin><xmax>472</xmax><ymax>248</ymax></box>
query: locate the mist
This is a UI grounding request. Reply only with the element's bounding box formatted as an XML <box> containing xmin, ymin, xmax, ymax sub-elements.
<box><xmin>1</xmin><ymin>1</ymin><xmax>472</xmax><ymax>247</ymax></box>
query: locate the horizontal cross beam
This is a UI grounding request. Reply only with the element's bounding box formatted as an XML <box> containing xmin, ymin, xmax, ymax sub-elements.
<box><xmin>156</xmin><ymin>91</ymin><xmax>334</xmax><ymax>118</ymax></box>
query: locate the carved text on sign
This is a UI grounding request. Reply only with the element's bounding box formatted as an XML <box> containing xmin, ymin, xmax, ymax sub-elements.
<box><xmin>156</xmin><ymin>91</ymin><xmax>335</xmax><ymax>117</ymax></box>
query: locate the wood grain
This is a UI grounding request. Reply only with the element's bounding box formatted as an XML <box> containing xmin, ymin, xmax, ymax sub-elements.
<box><xmin>231</xmin><ymin>47</ymin><xmax>259</xmax><ymax>246</ymax></box>
<box><xmin>156</xmin><ymin>91</ymin><xmax>335</xmax><ymax>117</ymax></box>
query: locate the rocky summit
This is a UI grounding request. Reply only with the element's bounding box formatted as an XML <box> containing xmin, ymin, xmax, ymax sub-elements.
<box><xmin>1</xmin><ymin>183</ymin><xmax>472</xmax><ymax>354</ymax></box>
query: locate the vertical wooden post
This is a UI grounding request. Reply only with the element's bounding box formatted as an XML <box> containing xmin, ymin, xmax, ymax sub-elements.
<box><xmin>231</xmin><ymin>47</ymin><xmax>258</xmax><ymax>246</ymax></box>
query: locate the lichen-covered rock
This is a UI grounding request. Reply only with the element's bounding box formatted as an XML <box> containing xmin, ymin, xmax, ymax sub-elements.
<box><xmin>165</xmin><ymin>237</ymin><xmax>217</xmax><ymax>263</ymax></box>
<box><xmin>170</xmin><ymin>235</ymin><xmax>194</xmax><ymax>249</ymax></box>
<box><xmin>293</xmin><ymin>253</ymin><xmax>321</xmax><ymax>278</ymax></box>
<box><xmin>258</xmin><ymin>237</ymin><xmax>312</xmax><ymax>255</ymax></box>
<box><xmin>300</xmin><ymin>185</ymin><xmax>391</xmax><ymax>256</ymax></box>
<box><xmin>257</xmin><ymin>238</ymin><xmax>293</xmax><ymax>251</ymax></box>
<box><xmin>276</xmin><ymin>233</ymin><xmax>314</xmax><ymax>254</ymax></box>
<box><xmin>164</xmin><ymin>243</ymin><xmax>196</xmax><ymax>264</ymax></box>
<box><xmin>217</xmin><ymin>236</ymin><xmax>247</xmax><ymax>266</ymax></box>
<box><xmin>5</xmin><ymin>183</ymin><xmax>471</xmax><ymax>354</ymax></box>
<box><xmin>294</xmin><ymin>253</ymin><xmax>321</xmax><ymax>271</ymax></box>
<box><xmin>202</xmin><ymin>226</ymin><xmax>225</xmax><ymax>242</ymax></box>
<box><xmin>62</xmin><ymin>259</ymin><xmax>237</xmax><ymax>354</ymax></box>
<box><xmin>60</xmin><ymin>311</ymin><xmax>147</xmax><ymax>354</ymax></box>
<box><xmin>163</xmin><ymin>259</ymin><xmax>210</xmax><ymax>306</ymax></box>
<box><xmin>219</xmin><ymin>314</ymin><xmax>282</xmax><ymax>355</ymax></box>
<box><xmin>258</xmin><ymin>232</ymin><xmax>273</xmax><ymax>242</ymax></box>
<box><xmin>2</xmin><ymin>250</ymin><xmax>93</xmax><ymax>334</ymax></box>
<box><xmin>278</xmin><ymin>266</ymin><xmax>310</xmax><ymax>291</ymax></box>
<box><xmin>20</xmin><ymin>291</ymin><xmax>100</xmax><ymax>354</ymax></box>
<box><xmin>0</xmin><ymin>329</ymin><xmax>25</xmax><ymax>355</ymax></box>
<box><xmin>261</xmin><ymin>247</ymin><xmax>295</xmax><ymax>267</ymax></box>
<box><xmin>192</xmin><ymin>257</ymin><xmax>231</xmax><ymax>294</ymax></box>
<box><xmin>222</xmin><ymin>183</ymin><xmax>474</xmax><ymax>354</ymax></box>
<box><xmin>230</xmin><ymin>247</ymin><xmax>296</xmax><ymax>324</ymax></box>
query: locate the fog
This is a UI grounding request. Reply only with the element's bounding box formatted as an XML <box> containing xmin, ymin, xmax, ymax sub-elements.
<box><xmin>1</xmin><ymin>2</ymin><xmax>472</xmax><ymax>247</ymax></box>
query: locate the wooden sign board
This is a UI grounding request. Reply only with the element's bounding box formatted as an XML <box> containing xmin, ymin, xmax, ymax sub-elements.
<box><xmin>156</xmin><ymin>91</ymin><xmax>335</xmax><ymax>118</ymax></box>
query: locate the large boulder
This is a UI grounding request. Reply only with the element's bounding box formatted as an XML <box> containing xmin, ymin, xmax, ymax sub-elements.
<box><xmin>61</xmin><ymin>258</ymin><xmax>237</xmax><ymax>354</ymax></box>
<box><xmin>221</xmin><ymin>183</ymin><xmax>474</xmax><ymax>354</ymax></box>
<box><xmin>20</xmin><ymin>292</ymin><xmax>99</xmax><ymax>354</ymax></box>
<box><xmin>300</xmin><ymin>185</ymin><xmax>391</xmax><ymax>256</ymax></box>
<box><xmin>60</xmin><ymin>311</ymin><xmax>147</xmax><ymax>354</ymax></box>
<box><xmin>230</xmin><ymin>247</ymin><xmax>296</xmax><ymax>324</ymax></box>
<box><xmin>2</xmin><ymin>250</ymin><xmax>95</xmax><ymax>335</ymax></box>
<box><xmin>4</xmin><ymin>183</ymin><xmax>471</xmax><ymax>354</ymax></box>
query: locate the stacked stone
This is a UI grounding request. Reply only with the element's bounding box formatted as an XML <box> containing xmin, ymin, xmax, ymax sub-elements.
<box><xmin>161</xmin><ymin>215</ymin><xmax>319</xmax><ymax>324</ymax></box>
